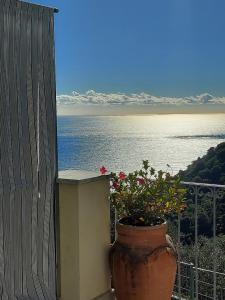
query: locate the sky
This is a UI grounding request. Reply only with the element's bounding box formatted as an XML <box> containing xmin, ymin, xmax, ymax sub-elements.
<box><xmin>27</xmin><ymin>0</ymin><xmax>225</xmax><ymax>114</ymax></box>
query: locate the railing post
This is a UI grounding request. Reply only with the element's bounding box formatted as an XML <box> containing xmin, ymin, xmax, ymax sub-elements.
<box><xmin>194</xmin><ymin>185</ymin><xmax>199</xmax><ymax>300</ymax></box>
<box><xmin>213</xmin><ymin>187</ymin><xmax>217</xmax><ymax>300</ymax></box>
<box><xmin>114</xmin><ymin>209</ymin><xmax>118</xmax><ymax>240</ymax></box>
<box><xmin>189</xmin><ymin>263</ymin><xmax>195</xmax><ymax>300</ymax></box>
<box><xmin>177</xmin><ymin>214</ymin><xmax>182</xmax><ymax>299</ymax></box>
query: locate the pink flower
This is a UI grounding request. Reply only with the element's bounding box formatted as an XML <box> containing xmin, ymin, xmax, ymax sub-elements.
<box><xmin>137</xmin><ymin>178</ymin><xmax>145</xmax><ymax>185</ymax></box>
<box><xmin>119</xmin><ymin>171</ymin><xmax>126</xmax><ymax>180</ymax></box>
<box><xmin>100</xmin><ymin>166</ymin><xmax>107</xmax><ymax>175</ymax></box>
<box><xmin>112</xmin><ymin>182</ymin><xmax>120</xmax><ymax>190</ymax></box>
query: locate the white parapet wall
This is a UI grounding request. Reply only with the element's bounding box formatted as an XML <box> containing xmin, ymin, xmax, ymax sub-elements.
<box><xmin>57</xmin><ymin>170</ymin><xmax>112</xmax><ymax>300</ymax></box>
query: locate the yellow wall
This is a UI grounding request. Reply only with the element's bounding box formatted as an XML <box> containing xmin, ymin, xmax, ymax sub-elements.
<box><xmin>58</xmin><ymin>171</ymin><xmax>111</xmax><ymax>300</ymax></box>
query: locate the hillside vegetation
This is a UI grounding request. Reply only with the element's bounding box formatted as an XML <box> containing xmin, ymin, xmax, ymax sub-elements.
<box><xmin>179</xmin><ymin>142</ymin><xmax>225</xmax><ymax>184</ymax></box>
<box><xmin>169</xmin><ymin>142</ymin><xmax>225</xmax><ymax>297</ymax></box>
<box><xmin>173</xmin><ymin>142</ymin><xmax>225</xmax><ymax>243</ymax></box>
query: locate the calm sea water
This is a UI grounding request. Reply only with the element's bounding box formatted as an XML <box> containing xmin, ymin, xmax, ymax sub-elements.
<box><xmin>57</xmin><ymin>114</ymin><xmax>225</xmax><ymax>174</ymax></box>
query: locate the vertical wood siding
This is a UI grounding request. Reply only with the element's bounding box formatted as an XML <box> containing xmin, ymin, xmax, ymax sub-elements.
<box><xmin>0</xmin><ymin>1</ymin><xmax>57</xmax><ymax>299</ymax></box>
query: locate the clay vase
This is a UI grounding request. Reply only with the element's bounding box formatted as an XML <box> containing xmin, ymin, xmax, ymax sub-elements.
<box><xmin>109</xmin><ymin>219</ymin><xmax>177</xmax><ymax>300</ymax></box>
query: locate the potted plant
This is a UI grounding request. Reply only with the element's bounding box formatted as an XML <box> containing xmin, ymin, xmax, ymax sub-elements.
<box><xmin>102</xmin><ymin>161</ymin><xmax>186</xmax><ymax>300</ymax></box>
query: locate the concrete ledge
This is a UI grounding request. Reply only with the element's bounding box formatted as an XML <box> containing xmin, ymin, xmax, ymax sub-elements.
<box><xmin>57</xmin><ymin>169</ymin><xmax>110</xmax><ymax>185</ymax></box>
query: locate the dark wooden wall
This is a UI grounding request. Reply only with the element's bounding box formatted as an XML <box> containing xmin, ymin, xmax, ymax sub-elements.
<box><xmin>0</xmin><ymin>0</ymin><xmax>57</xmax><ymax>298</ymax></box>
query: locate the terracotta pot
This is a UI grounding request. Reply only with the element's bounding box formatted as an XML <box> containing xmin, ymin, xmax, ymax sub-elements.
<box><xmin>109</xmin><ymin>219</ymin><xmax>177</xmax><ymax>300</ymax></box>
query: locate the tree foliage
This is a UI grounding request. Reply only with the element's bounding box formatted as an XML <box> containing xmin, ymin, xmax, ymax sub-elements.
<box><xmin>171</xmin><ymin>142</ymin><xmax>225</xmax><ymax>298</ymax></box>
<box><xmin>176</xmin><ymin>142</ymin><xmax>225</xmax><ymax>239</ymax></box>
<box><xmin>179</xmin><ymin>142</ymin><xmax>225</xmax><ymax>184</ymax></box>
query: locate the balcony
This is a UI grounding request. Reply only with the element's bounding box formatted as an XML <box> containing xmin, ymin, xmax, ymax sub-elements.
<box><xmin>57</xmin><ymin>171</ymin><xmax>225</xmax><ymax>300</ymax></box>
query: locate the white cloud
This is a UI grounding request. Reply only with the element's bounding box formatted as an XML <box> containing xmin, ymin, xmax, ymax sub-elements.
<box><xmin>57</xmin><ymin>90</ymin><xmax>225</xmax><ymax>106</ymax></box>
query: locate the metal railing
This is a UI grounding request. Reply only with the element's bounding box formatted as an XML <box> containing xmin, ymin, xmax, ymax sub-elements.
<box><xmin>111</xmin><ymin>181</ymin><xmax>225</xmax><ymax>300</ymax></box>
<box><xmin>175</xmin><ymin>181</ymin><xmax>225</xmax><ymax>300</ymax></box>
<box><xmin>173</xmin><ymin>262</ymin><xmax>225</xmax><ymax>299</ymax></box>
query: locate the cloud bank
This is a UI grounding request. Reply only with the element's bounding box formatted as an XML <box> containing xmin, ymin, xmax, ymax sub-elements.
<box><xmin>57</xmin><ymin>90</ymin><xmax>225</xmax><ymax>106</ymax></box>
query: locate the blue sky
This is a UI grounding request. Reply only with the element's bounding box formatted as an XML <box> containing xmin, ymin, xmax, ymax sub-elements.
<box><xmin>29</xmin><ymin>0</ymin><xmax>225</xmax><ymax>98</ymax></box>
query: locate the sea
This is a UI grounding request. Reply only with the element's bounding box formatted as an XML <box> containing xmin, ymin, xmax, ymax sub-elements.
<box><xmin>57</xmin><ymin>114</ymin><xmax>225</xmax><ymax>175</ymax></box>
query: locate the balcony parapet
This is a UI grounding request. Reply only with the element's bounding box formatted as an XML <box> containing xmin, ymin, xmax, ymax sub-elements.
<box><xmin>57</xmin><ymin>170</ymin><xmax>111</xmax><ymax>300</ymax></box>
